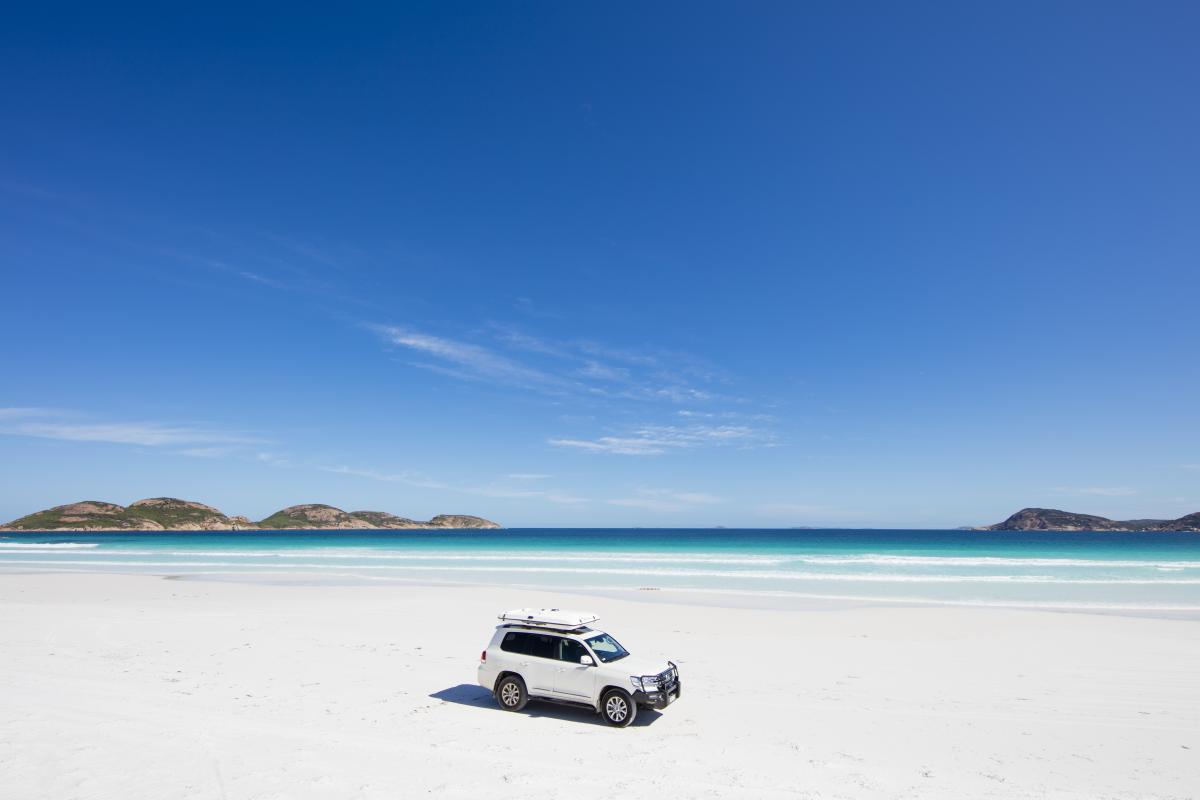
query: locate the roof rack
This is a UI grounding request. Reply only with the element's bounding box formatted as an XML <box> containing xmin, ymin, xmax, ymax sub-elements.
<box><xmin>498</xmin><ymin>608</ymin><xmax>599</xmax><ymax>631</ymax></box>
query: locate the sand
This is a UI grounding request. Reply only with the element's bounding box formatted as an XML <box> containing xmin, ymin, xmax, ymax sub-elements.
<box><xmin>1</xmin><ymin>573</ymin><xmax>1197</xmax><ymax>799</ymax></box>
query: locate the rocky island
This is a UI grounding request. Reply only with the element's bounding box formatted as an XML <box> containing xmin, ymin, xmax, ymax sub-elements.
<box><xmin>984</xmin><ymin>507</ymin><xmax>1200</xmax><ymax>532</ymax></box>
<box><xmin>0</xmin><ymin>498</ymin><xmax>501</xmax><ymax>531</ymax></box>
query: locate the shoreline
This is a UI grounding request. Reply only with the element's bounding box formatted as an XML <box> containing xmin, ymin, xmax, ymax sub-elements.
<box><xmin>7</xmin><ymin>562</ymin><xmax>1200</xmax><ymax>620</ymax></box>
<box><xmin>162</xmin><ymin>569</ymin><xmax>1200</xmax><ymax>620</ymax></box>
<box><xmin>7</xmin><ymin>563</ymin><xmax>1200</xmax><ymax>618</ymax></box>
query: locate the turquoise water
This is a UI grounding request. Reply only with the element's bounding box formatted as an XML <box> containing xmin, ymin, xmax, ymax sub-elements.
<box><xmin>3</xmin><ymin>528</ymin><xmax>1200</xmax><ymax>615</ymax></box>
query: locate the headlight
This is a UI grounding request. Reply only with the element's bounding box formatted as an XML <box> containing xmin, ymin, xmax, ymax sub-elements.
<box><xmin>629</xmin><ymin>676</ymin><xmax>644</xmax><ymax>691</ymax></box>
<box><xmin>630</xmin><ymin>675</ymin><xmax>658</xmax><ymax>692</ymax></box>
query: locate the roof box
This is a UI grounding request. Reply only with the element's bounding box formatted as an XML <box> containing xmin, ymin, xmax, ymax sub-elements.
<box><xmin>498</xmin><ymin>608</ymin><xmax>599</xmax><ymax>630</ymax></box>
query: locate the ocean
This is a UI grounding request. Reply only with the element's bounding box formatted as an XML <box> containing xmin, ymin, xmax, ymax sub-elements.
<box><xmin>3</xmin><ymin>528</ymin><xmax>1199</xmax><ymax>616</ymax></box>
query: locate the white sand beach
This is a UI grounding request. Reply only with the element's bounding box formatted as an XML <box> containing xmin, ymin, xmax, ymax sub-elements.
<box><xmin>2</xmin><ymin>573</ymin><xmax>1197</xmax><ymax>799</ymax></box>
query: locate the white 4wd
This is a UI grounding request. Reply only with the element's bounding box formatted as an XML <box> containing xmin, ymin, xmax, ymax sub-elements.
<box><xmin>477</xmin><ymin>608</ymin><xmax>681</xmax><ymax>727</ymax></box>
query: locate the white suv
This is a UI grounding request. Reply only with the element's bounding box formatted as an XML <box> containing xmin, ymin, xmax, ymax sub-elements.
<box><xmin>477</xmin><ymin>608</ymin><xmax>681</xmax><ymax>727</ymax></box>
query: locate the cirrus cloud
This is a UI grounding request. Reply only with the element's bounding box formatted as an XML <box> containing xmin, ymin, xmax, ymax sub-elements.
<box><xmin>0</xmin><ymin>407</ymin><xmax>260</xmax><ymax>448</ymax></box>
<box><xmin>608</xmin><ymin>488</ymin><xmax>726</xmax><ymax>512</ymax></box>
<box><xmin>550</xmin><ymin>423</ymin><xmax>775</xmax><ymax>456</ymax></box>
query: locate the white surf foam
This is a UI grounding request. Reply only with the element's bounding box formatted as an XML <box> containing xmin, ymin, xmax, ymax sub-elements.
<box><xmin>0</xmin><ymin>542</ymin><xmax>100</xmax><ymax>550</ymax></box>
<box><xmin>30</xmin><ymin>548</ymin><xmax>1200</xmax><ymax>571</ymax></box>
<box><xmin>6</xmin><ymin>558</ymin><xmax>1200</xmax><ymax>584</ymax></box>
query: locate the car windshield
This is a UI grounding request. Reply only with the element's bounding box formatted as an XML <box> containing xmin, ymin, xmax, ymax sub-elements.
<box><xmin>585</xmin><ymin>633</ymin><xmax>629</xmax><ymax>663</ymax></box>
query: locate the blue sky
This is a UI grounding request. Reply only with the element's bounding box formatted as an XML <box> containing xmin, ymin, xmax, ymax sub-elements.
<box><xmin>2</xmin><ymin>3</ymin><xmax>1197</xmax><ymax>527</ymax></box>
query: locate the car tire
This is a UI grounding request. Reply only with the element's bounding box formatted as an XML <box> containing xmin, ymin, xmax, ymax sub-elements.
<box><xmin>600</xmin><ymin>688</ymin><xmax>637</xmax><ymax>727</ymax></box>
<box><xmin>495</xmin><ymin>675</ymin><xmax>529</xmax><ymax>712</ymax></box>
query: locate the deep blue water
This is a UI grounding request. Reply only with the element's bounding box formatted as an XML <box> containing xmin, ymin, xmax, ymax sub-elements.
<box><xmin>3</xmin><ymin>528</ymin><xmax>1199</xmax><ymax>614</ymax></box>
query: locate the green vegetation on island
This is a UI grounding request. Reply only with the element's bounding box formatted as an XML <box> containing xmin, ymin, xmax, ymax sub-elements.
<box><xmin>0</xmin><ymin>498</ymin><xmax>501</xmax><ymax>532</ymax></box>
<box><xmin>984</xmin><ymin>508</ymin><xmax>1200</xmax><ymax>532</ymax></box>
<box><xmin>255</xmin><ymin>504</ymin><xmax>372</xmax><ymax>530</ymax></box>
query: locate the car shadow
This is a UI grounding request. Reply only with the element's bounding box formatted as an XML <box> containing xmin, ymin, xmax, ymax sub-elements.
<box><xmin>429</xmin><ymin>683</ymin><xmax>663</xmax><ymax>727</ymax></box>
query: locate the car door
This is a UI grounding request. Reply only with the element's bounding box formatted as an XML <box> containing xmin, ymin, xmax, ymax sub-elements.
<box><xmin>552</xmin><ymin>637</ymin><xmax>596</xmax><ymax>701</ymax></box>
<box><xmin>512</xmin><ymin>632</ymin><xmax>560</xmax><ymax>697</ymax></box>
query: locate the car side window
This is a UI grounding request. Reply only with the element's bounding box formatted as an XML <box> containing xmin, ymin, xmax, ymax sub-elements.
<box><xmin>525</xmin><ymin>634</ymin><xmax>558</xmax><ymax>660</ymax></box>
<box><xmin>558</xmin><ymin>638</ymin><xmax>589</xmax><ymax>663</ymax></box>
<box><xmin>500</xmin><ymin>632</ymin><xmax>529</xmax><ymax>654</ymax></box>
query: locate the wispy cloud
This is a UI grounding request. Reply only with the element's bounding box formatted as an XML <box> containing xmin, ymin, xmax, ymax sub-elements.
<box><xmin>323</xmin><ymin>463</ymin><xmax>589</xmax><ymax>505</ymax></box>
<box><xmin>178</xmin><ymin>446</ymin><xmax>240</xmax><ymax>458</ymax></box>
<box><xmin>0</xmin><ymin>408</ymin><xmax>259</xmax><ymax>448</ymax></box>
<box><xmin>507</xmin><ymin>473</ymin><xmax>552</xmax><ymax>480</ymax></box>
<box><xmin>550</xmin><ymin>423</ymin><xmax>774</xmax><ymax>456</ymax></box>
<box><xmin>541</xmin><ymin>493</ymin><xmax>591</xmax><ymax>505</ymax></box>
<box><xmin>643</xmin><ymin>387</ymin><xmax>713</xmax><ymax>403</ymax></box>
<box><xmin>548</xmin><ymin>436</ymin><xmax>669</xmax><ymax>456</ymax></box>
<box><xmin>367</xmin><ymin>322</ymin><xmax>776</xmax><ymax>460</ymax></box>
<box><xmin>1181</xmin><ymin>464</ymin><xmax>1200</xmax><ymax>471</ymax></box>
<box><xmin>490</xmin><ymin>326</ymin><xmax>573</xmax><ymax>358</ymax></box>
<box><xmin>238</xmin><ymin>270</ymin><xmax>288</xmax><ymax>289</ymax></box>
<box><xmin>265</xmin><ymin>235</ymin><xmax>350</xmax><ymax>272</ymax></box>
<box><xmin>370</xmin><ymin>325</ymin><xmax>568</xmax><ymax>392</ymax></box>
<box><xmin>320</xmin><ymin>464</ymin><xmax>449</xmax><ymax>490</ymax></box>
<box><xmin>608</xmin><ymin>488</ymin><xmax>725</xmax><ymax>512</ymax></box>
<box><xmin>0</xmin><ymin>407</ymin><xmax>60</xmax><ymax>419</ymax></box>
<box><xmin>471</xmin><ymin>486</ymin><xmax>590</xmax><ymax>504</ymax></box>
<box><xmin>577</xmin><ymin>361</ymin><xmax>631</xmax><ymax>381</ymax></box>
<box><xmin>677</xmin><ymin>409</ymin><xmax>774</xmax><ymax>422</ymax></box>
<box><xmin>370</xmin><ymin>323</ymin><xmax>733</xmax><ymax>406</ymax></box>
<box><xmin>255</xmin><ymin>452</ymin><xmax>293</xmax><ymax>468</ymax></box>
<box><xmin>574</xmin><ymin>340</ymin><xmax>660</xmax><ymax>367</ymax></box>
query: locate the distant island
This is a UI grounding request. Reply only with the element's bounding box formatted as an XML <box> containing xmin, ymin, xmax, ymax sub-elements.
<box><xmin>0</xmin><ymin>497</ymin><xmax>501</xmax><ymax>532</ymax></box>
<box><xmin>983</xmin><ymin>507</ymin><xmax>1200</xmax><ymax>532</ymax></box>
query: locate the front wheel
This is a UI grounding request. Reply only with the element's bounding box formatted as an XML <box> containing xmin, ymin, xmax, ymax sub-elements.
<box><xmin>600</xmin><ymin>689</ymin><xmax>637</xmax><ymax>727</ymax></box>
<box><xmin>495</xmin><ymin>675</ymin><xmax>528</xmax><ymax>712</ymax></box>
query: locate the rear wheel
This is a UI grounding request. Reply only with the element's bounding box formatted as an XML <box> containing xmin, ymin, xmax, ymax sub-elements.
<box><xmin>495</xmin><ymin>675</ymin><xmax>528</xmax><ymax>712</ymax></box>
<box><xmin>600</xmin><ymin>689</ymin><xmax>637</xmax><ymax>727</ymax></box>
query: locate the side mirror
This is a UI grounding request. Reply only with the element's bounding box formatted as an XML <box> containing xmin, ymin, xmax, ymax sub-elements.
<box><xmin>579</xmin><ymin>655</ymin><xmax>594</xmax><ymax>667</ymax></box>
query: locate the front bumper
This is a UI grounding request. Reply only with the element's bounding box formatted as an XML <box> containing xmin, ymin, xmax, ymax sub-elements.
<box><xmin>633</xmin><ymin>678</ymin><xmax>681</xmax><ymax>710</ymax></box>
